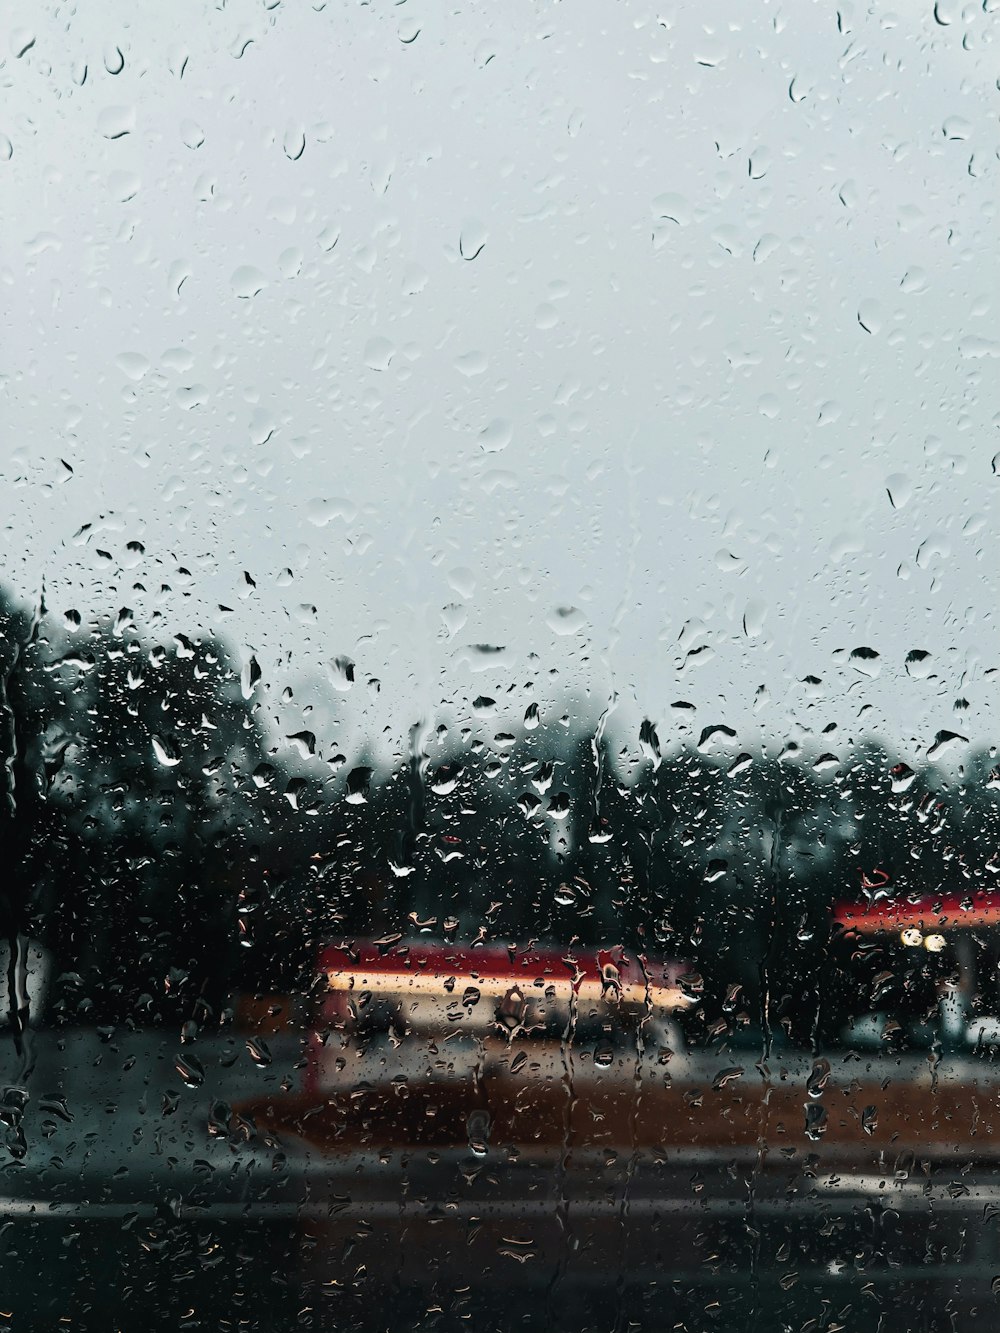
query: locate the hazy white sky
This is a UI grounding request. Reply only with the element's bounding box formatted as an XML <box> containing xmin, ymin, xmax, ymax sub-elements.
<box><xmin>4</xmin><ymin>0</ymin><xmax>1000</xmax><ymax>765</ymax></box>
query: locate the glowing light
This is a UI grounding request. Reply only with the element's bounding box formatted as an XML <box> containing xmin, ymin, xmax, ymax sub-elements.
<box><xmin>900</xmin><ymin>928</ymin><xmax>923</xmax><ymax>947</ymax></box>
<box><xmin>924</xmin><ymin>934</ymin><xmax>946</xmax><ymax>953</ymax></box>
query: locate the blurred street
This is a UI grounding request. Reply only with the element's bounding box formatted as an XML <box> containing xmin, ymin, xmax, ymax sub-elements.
<box><xmin>3</xmin><ymin>1027</ymin><xmax>1000</xmax><ymax>1330</ymax></box>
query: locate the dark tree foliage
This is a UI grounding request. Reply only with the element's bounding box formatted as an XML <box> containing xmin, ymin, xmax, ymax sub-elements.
<box><xmin>2</xmin><ymin>582</ymin><xmax>999</xmax><ymax>1049</ymax></box>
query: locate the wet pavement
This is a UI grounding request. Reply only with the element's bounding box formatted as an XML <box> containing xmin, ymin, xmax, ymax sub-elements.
<box><xmin>2</xmin><ymin>1030</ymin><xmax>1000</xmax><ymax>1330</ymax></box>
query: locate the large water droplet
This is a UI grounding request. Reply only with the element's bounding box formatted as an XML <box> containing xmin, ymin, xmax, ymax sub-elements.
<box><xmin>857</xmin><ymin>300</ymin><xmax>883</xmax><ymax>335</ymax></box>
<box><xmin>116</xmin><ymin>352</ymin><xmax>149</xmax><ymax>381</ymax></box>
<box><xmin>231</xmin><ymin>265</ymin><xmax>267</xmax><ymax>299</ymax></box>
<box><xmin>328</xmin><ymin>656</ymin><xmax>355</xmax><ymax>691</ymax></box>
<box><xmin>363</xmin><ymin>337</ymin><xmax>395</xmax><ymax>371</ymax></box>
<box><xmin>98</xmin><ymin>105</ymin><xmax>136</xmax><ymax>140</ymax></box>
<box><xmin>282</xmin><ymin>126</ymin><xmax>306</xmax><ymax>161</ymax></box>
<box><xmin>478</xmin><ymin>418</ymin><xmax>512</xmax><ymax>454</ymax></box>
<box><xmin>245</xmin><ymin>1037</ymin><xmax>272</xmax><ymax>1068</ymax></box>
<box><xmin>459</xmin><ymin>218</ymin><xmax>487</xmax><ymax>261</ymax></box>
<box><xmin>152</xmin><ymin>735</ymin><xmax>182</xmax><ymax>767</ymax></box>
<box><xmin>885</xmin><ymin>473</ymin><xmax>912</xmax><ymax>509</ymax></box>
<box><xmin>181</xmin><ymin>120</ymin><xmax>205</xmax><ymax>149</ymax></box>
<box><xmin>942</xmin><ymin>115</ymin><xmax>971</xmax><ymax>141</ymax></box>
<box><xmin>546</xmin><ymin>606</ymin><xmax>587</xmax><ymax>636</ymax></box>
<box><xmin>107</xmin><ymin>170</ymin><xmax>140</xmax><ymax>203</ymax></box>
<box><xmin>174</xmin><ymin>1053</ymin><xmax>204</xmax><ymax>1088</ymax></box>
<box><xmin>11</xmin><ymin>29</ymin><xmax>36</xmax><ymax>59</ymax></box>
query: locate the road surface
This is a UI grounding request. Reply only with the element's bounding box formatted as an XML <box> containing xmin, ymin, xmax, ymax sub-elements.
<box><xmin>1</xmin><ymin>1028</ymin><xmax>999</xmax><ymax>1330</ymax></box>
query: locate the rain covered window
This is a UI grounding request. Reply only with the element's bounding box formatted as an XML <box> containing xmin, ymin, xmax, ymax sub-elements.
<box><xmin>4</xmin><ymin>1</ymin><xmax>1000</xmax><ymax>1329</ymax></box>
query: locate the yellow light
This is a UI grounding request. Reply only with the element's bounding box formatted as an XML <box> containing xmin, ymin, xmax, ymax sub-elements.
<box><xmin>900</xmin><ymin>928</ymin><xmax>923</xmax><ymax>947</ymax></box>
<box><xmin>924</xmin><ymin>934</ymin><xmax>946</xmax><ymax>953</ymax></box>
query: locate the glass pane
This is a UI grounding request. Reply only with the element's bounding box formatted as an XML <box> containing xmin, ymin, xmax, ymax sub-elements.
<box><xmin>4</xmin><ymin>1</ymin><xmax>998</xmax><ymax>1328</ymax></box>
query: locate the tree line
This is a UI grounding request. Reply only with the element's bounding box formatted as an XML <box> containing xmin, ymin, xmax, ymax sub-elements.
<box><xmin>1</xmin><ymin>583</ymin><xmax>998</xmax><ymax>1048</ymax></box>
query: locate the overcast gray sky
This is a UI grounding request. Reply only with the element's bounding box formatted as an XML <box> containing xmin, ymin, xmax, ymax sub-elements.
<box><xmin>4</xmin><ymin>0</ymin><xmax>1000</xmax><ymax>767</ymax></box>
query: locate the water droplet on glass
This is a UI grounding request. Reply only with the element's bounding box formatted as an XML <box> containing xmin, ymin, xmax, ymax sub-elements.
<box><xmin>806</xmin><ymin>1059</ymin><xmax>830</xmax><ymax>1098</ymax></box>
<box><xmin>652</xmin><ymin>192</ymin><xmax>690</xmax><ymax>227</ymax></box>
<box><xmin>712</xmin><ymin>1067</ymin><xmax>744</xmax><ymax>1091</ymax></box>
<box><xmin>107</xmin><ymin>170</ymin><xmax>140</xmax><ymax>203</ymax></box>
<box><xmin>11</xmin><ymin>29</ymin><xmax>36</xmax><ymax>59</ymax></box>
<box><xmin>231</xmin><ymin>266</ymin><xmax>267</xmax><ymax>299</ymax></box>
<box><xmin>38</xmin><ymin>1094</ymin><xmax>73</xmax><ymax>1124</ymax></box>
<box><xmin>804</xmin><ymin>1103</ymin><xmax>827</xmax><ymax>1140</ymax></box>
<box><xmin>328</xmin><ymin>656</ymin><xmax>355</xmax><ymax>690</ymax></box>
<box><xmin>168</xmin><ymin>259</ymin><xmax>191</xmax><ymax>297</ymax></box>
<box><xmin>152</xmin><ymin>735</ymin><xmax>182</xmax><ymax>767</ymax></box>
<box><xmin>245</xmin><ymin>1037</ymin><xmax>272</xmax><ymax>1068</ymax></box>
<box><xmin>788</xmin><ymin>76</ymin><xmax>810</xmax><ymax>103</ymax></box>
<box><xmin>241</xmin><ymin>655</ymin><xmax>261</xmax><ymax>699</ymax></box>
<box><xmin>346</xmin><ymin>766</ymin><xmax>373</xmax><ymax>804</ymax></box>
<box><xmin>174</xmin><ymin>383</ymin><xmax>208</xmax><ymax>410</ymax></box>
<box><xmin>181</xmin><ymin>120</ymin><xmax>205</xmax><ymax>150</ymax></box>
<box><xmin>905</xmin><ymin>649</ymin><xmax>931</xmax><ymax>678</ymax></box>
<box><xmin>174</xmin><ymin>1053</ymin><xmax>204</xmax><ymax>1088</ymax></box>
<box><xmin>697</xmin><ymin>724</ymin><xmax>737</xmax><ymax>753</ymax></box>
<box><xmin>546</xmin><ymin>606</ymin><xmax>587</xmax><ymax>636</ymax></box>
<box><xmin>743</xmin><ymin>601</ymin><xmax>765</xmax><ymax>639</ymax></box>
<box><xmin>363</xmin><ymin>337</ymin><xmax>395</xmax><ymax>372</ymax></box>
<box><xmin>282</xmin><ymin>126</ymin><xmax>306</xmax><ymax>161</ymax></box>
<box><xmin>886</xmin><ymin>473</ymin><xmax>912</xmax><ymax>509</ymax></box>
<box><xmin>890</xmin><ymin>763</ymin><xmax>916</xmax><ymax>793</ymax></box>
<box><xmin>927</xmin><ymin>729</ymin><xmax>967</xmax><ymax>760</ymax></box>
<box><xmin>757</xmin><ymin>393</ymin><xmax>779</xmax><ymax>418</ymax></box>
<box><xmin>116</xmin><ymin>352</ymin><xmax>149</xmax><ymax>382</ymax></box>
<box><xmin>454</xmin><ymin>350</ymin><xmax>487</xmax><ymax>377</ymax></box>
<box><xmin>278</xmin><ymin>246</ymin><xmax>303</xmax><ymax>279</ymax></box>
<box><xmin>478</xmin><ymin>418</ymin><xmax>512</xmax><ymax>454</ymax></box>
<box><xmin>459</xmin><ymin>219</ymin><xmax>487</xmax><ymax>261</ymax></box>
<box><xmin>849</xmin><ymin>646</ymin><xmax>880</xmax><ymax>678</ymax></box>
<box><xmin>942</xmin><ymin>116</ymin><xmax>971</xmax><ymax>141</ymax></box>
<box><xmin>313</xmin><ymin>224</ymin><xmax>338</xmax><ymax>254</ymax></box>
<box><xmin>249</xmin><ymin>408</ymin><xmax>275</xmax><ymax>446</ymax></box>
<box><xmin>857</xmin><ymin>300</ymin><xmax>883</xmax><ymax>335</ymax></box>
<box><xmin>98</xmin><ymin>105</ymin><xmax>136</xmax><ymax>140</ymax></box>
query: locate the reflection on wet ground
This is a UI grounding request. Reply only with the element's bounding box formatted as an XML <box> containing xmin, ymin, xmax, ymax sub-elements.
<box><xmin>2</xmin><ymin>1029</ymin><xmax>1000</xmax><ymax>1329</ymax></box>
